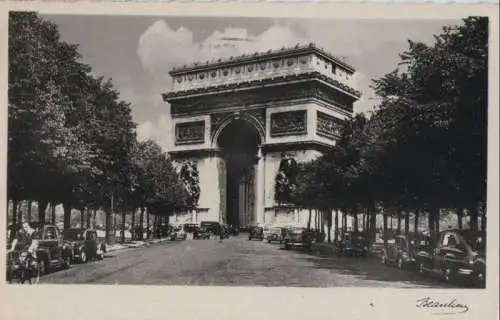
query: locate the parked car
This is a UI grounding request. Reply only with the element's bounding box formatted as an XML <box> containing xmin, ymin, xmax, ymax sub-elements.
<box><xmin>336</xmin><ymin>231</ymin><xmax>369</xmax><ymax>257</ymax></box>
<box><xmin>381</xmin><ymin>232</ymin><xmax>431</xmax><ymax>269</ymax></box>
<box><xmin>193</xmin><ymin>226</ymin><xmax>211</xmax><ymax>239</ymax></box>
<box><xmin>267</xmin><ymin>227</ymin><xmax>285</xmax><ymax>243</ymax></box>
<box><xmin>169</xmin><ymin>226</ymin><xmax>187</xmax><ymax>241</ymax></box>
<box><xmin>62</xmin><ymin>228</ymin><xmax>106</xmax><ymax>263</ymax></box>
<box><xmin>183</xmin><ymin>223</ymin><xmax>198</xmax><ymax>234</ymax></box>
<box><xmin>283</xmin><ymin>227</ymin><xmax>313</xmax><ymax>250</ymax></box>
<box><xmin>248</xmin><ymin>226</ymin><xmax>264</xmax><ymax>240</ymax></box>
<box><xmin>200</xmin><ymin>221</ymin><xmax>221</xmax><ymax>235</ymax></box>
<box><xmin>29</xmin><ymin>225</ymin><xmax>73</xmax><ymax>275</ymax></box>
<box><xmin>416</xmin><ymin>230</ymin><xmax>486</xmax><ymax>287</ymax></box>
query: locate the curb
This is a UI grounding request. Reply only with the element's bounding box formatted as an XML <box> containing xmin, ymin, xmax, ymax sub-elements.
<box><xmin>106</xmin><ymin>238</ymin><xmax>171</xmax><ymax>253</ymax></box>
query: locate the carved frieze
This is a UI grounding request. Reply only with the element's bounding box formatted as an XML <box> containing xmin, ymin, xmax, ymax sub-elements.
<box><xmin>270</xmin><ymin>110</ymin><xmax>307</xmax><ymax>137</ymax></box>
<box><xmin>170</xmin><ymin>82</ymin><xmax>353</xmax><ymax>117</ymax></box>
<box><xmin>175</xmin><ymin>121</ymin><xmax>205</xmax><ymax>145</ymax></box>
<box><xmin>316</xmin><ymin>111</ymin><xmax>345</xmax><ymax>140</ymax></box>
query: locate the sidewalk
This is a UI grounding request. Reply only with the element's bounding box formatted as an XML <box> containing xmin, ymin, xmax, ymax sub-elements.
<box><xmin>106</xmin><ymin>237</ymin><xmax>171</xmax><ymax>253</ymax></box>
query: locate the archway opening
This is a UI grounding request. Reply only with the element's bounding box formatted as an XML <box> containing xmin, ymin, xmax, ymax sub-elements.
<box><xmin>217</xmin><ymin>119</ymin><xmax>261</xmax><ymax>228</ymax></box>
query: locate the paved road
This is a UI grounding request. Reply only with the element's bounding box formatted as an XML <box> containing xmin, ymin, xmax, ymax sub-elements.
<box><xmin>40</xmin><ymin>235</ymin><xmax>458</xmax><ymax>288</ymax></box>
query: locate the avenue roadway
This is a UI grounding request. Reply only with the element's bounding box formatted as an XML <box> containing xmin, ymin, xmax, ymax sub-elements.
<box><xmin>40</xmin><ymin>235</ymin><xmax>456</xmax><ymax>288</ymax></box>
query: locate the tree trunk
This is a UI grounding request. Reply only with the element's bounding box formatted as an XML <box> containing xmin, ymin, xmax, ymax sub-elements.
<box><xmin>105</xmin><ymin>193</ymin><xmax>114</xmax><ymax>245</ymax></box>
<box><xmin>139</xmin><ymin>207</ymin><xmax>145</xmax><ymax>240</ymax></box>
<box><xmin>146</xmin><ymin>209</ymin><xmax>150</xmax><ymax>239</ymax></box>
<box><xmin>80</xmin><ymin>207</ymin><xmax>85</xmax><ymax>228</ymax></box>
<box><xmin>27</xmin><ymin>200</ymin><xmax>32</xmax><ymax>222</ymax></box>
<box><xmin>390</xmin><ymin>215</ymin><xmax>393</xmax><ymax>230</ymax></box>
<box><xmin>370</xmin><ymin>204</ymin><xmax>376</xmax><ymax>242</ymax></box>
<box><xmin>353</xmin><ymin>212</ymin><xmax>358</xmax><ymax>232</ymax></box>
<box><xmin>63</xmin><ymin>203</ymin><xmax>71</xmax><ymax>230</ymax></box>
<box><xmin>93</xmin><ymin>210</ymin><xmax>97</xmax><ymax>229</ymax></box>
<box><xmin>17</xmin><ymin>201</ymin><xmax>23</xmax><ymax>224</ymax></box>
<box><xmin>38</xmin><ymin>200</ymin><xmax>48</xmax><ymax>227</ymax></box>
<box><xmin>383</xmin><ymin>211</ymin><xmax>388</xmax><ymax>246</ymax></box>
<box><xmin>320</xmin><ymin>210</ymin><xmax>325</xmax><ymax>233</ymax></box>
<box><xmin>457</xmin><ymin>207</ymin><xmax>463</xmax><ymax>230</ymax></box>
<box><xmin>404</xmin><ymin>211</ymin><xmax>410</xmax><ymax>233</ymax></box>
<box><xmin>131</xmin><ymin>208</ymin><xmax>136</xmax><ymax>240</ymax></box>
<box><xmin>334</xmin><ymin>209</ymin><xmax>339</xmax><ymax>243</ymax></box>
<box><xmin>414</xmin><ymin>210</ymin><xmax>419</xmax><ymax>232</ymax></box>
<box><xmin>51</xmin><ymin>203</ymin><xmax>56</xmax><ymax>224</ymax></box>
<box><xmin>307</xmin><ymin>208</ymin><xmax>312</xmax><ymax>230</ymax></box>
<box><xmin>428</xmin><ymin>209</ymin><xmax>437</xmax><ymax>245</ymax></box>
<box><xmin>435</xmin><ymin>209</ymin><xmax>440</xmax><ymax>239</ymax></box>
<box><xmin>86</xmin><ymin>208</ymin><xmax>92</xmax><ymax>229</ymax></box>
<box><xmin>397</xmin><ymin>211</ymin><xmax>402</xmax><ymax>234</ymax></box>
<box><xmin>121</xmin><ymin>200</ymin><xmax>127</xmax><ymax>243</ymax></box>
<box><xmin>327</xmin><ymin>209</ymin><xmax>332</xmax><ymax>243</ymax></box>
<box><xmin>342</xmin><ymin>211</ymin><xmax>347</xmax><ymax>233</ymax></box>
<box><xmin>470</xmin><ymin>207</ymin><xmax>478</xmax><ymax>231</ymax></box>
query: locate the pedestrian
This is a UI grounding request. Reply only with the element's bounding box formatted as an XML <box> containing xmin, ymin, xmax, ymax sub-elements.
<box><xmin>219</xmin><ymin>225</ymin><xmax>224</xmax><ymax>243</ymax></box>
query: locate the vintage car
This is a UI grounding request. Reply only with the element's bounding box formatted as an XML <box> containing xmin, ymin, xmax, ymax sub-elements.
<box><xmin>169</xmin><ymin>226</ymin><xmax>187</xmax><ymax>241</ymax></box>
<box><xmin>283</xmin><ymin>227</ymin><xmax>314</xmax><ymax>250</ymax></box>
<box><xmin>30</xmin><ymin>225</ymin><xmax>73</xmax><ymax>275</ymax></box>
<box><xmin>381</xmin><ymin>232</ymin><xmax>431</xmax><ymax>269</ymax></box>
<box><xmin>416</xmin><ymin>230</ymin><xmax>486</xmax><ymax>287</ymax></box>
<box><xmin>183</xmin><ymin>223</ymin><xmax>198</xmax><ymax>234</ymax></box>
<box><xmin>336</xmin><ymin>231</ymin><xmax>369</xmax><ymax>257</ymax></box>
<box><xmin>267</xmin><ymin>227</ymin><xmax>285</xmax><ymax>243</ymax></box>
<box><xmin>200</xmin><ymin>221</ymin><xmax>222</xmax><ymax>235</ymax></box>
<box><xmin>63</xmin><ymin>228</ymin><xmax>106</xmax><ymax>263</ymax></box>
<box><xmin>248</xmin><ymin>226</ymin><xmax>264</xmax><ymax>241</ymax></box>
<box><xmin>193</xmin><ymin>226</ymin><xmax>211</xmax><ymax>239</ymax></box>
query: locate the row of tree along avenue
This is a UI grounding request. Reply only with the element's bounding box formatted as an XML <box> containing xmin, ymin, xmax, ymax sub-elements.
<box><xmin>287</xmin><ymin>17</ymin><xmax>487</xmax><ymax>244</ymax></box>
<box><xmin>8</xmin><ymin>12</ymin><xmax>200</xmax><ymax>244</ymax></box>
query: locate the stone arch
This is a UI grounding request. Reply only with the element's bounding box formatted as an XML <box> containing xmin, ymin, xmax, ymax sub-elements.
<box><xmin>211</xmin><ymin>112</ymin><xmax>265</xmax><ymax>148</ymax></box>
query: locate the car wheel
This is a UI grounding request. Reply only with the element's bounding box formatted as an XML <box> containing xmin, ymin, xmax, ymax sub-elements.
<box><xmin>397</xmin><ymin>256</ymin><xmax>404</xmax><ymax>269</ymax></box>
<box><xmin>63</xmin><ymin>255</ymin><xmax>71</xmax><ymax>269</ymax></box>
<box><xmin>267</xmin><ymin>239</ymin><xmax>271</xmax><ymax>243</ymax></box>
<box><xmin>80</xmin><ymin>250</ymin><xmax>87</xmax><ymax>264</ymax></box>
<box><xmin>418</xmin><ymin>262</ymin><xmax>425</xmax><ymax>274</ymax></box>
<box><xmin>476</xmin><ymin>271</ymin><xmax>485</xmax><ymax>287</ymax></box>
<box><xmin>37</xmin><ymin>259</ymin><xmax>48</xmax><ymax>277</ymax></box>
<box><xmin>443</xmin><ymin>267</ymin><xmax>452</xmax><ymax>282</ymax></box>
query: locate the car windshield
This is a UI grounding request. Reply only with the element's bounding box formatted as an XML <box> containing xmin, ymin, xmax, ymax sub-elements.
<box><xmin>461</xmin><ymin>231</ymin><xmax>486</xmax><ymax>253</ymax></box>
<box><xmin>63</xmin><ymin>229</ymin><xmax>84</xmax><ymax>241</ymax></box>
<box><xmin>290</xmin><ymin>228</ymin><xmax>304</xmax><ymax>234</ymax></box>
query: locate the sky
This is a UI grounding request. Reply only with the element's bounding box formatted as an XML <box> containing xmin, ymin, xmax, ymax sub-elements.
<box><xmin>43</xmin><ymin>14</ymin><xmax>460</xmax><ymax>150</ymax></box>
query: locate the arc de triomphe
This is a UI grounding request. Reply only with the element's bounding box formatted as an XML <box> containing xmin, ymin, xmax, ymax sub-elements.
<box><xmin>163</xmin><ymin>43</ymin><xmax>361</xmax><ymax>228</ymax></box>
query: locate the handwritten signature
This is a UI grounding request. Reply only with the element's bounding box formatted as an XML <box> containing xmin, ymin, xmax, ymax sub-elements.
<box><xmin>416</xmin><ymin>297</ymin><xmax>470</xmax><ymax>315</ymax></box>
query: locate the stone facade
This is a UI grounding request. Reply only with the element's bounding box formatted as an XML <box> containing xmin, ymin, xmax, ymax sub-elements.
<box><xmin>163</xmin><ymin>43</ymin><xmax>360</xmax><ymax>228</ymax></box>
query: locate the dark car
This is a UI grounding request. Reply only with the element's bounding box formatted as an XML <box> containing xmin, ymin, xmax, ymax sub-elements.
<box><xmin>248</xmin><ymin>226</ymin><xmax>264</xmax><ymax>241</ymax></box>
<box><xmin>381</xmin><ymin>232</ymin><xmax>431</xmax><ymax>269</ymax></box>
<box><xmin>267</xmin><ymin>227</ymin><xmax>285</xmax><ymax>243</ymax></box>
<box><xmin>283</xmin><ymin>227</ymin><xmax>313</xmax><ymax>250</ymax></box>
<box><xmin>336</xmin><ymin>231</ymin><xmax>369</xmax><ymax>257</ymax></box>
<box><xmin>183</xmin><ymin>223</ymin><xmax>198</xmax><ymax>234</ymax></box>
<box><xmin>63</xmin><ymin>228</ymin><xmax>106</xmax><ymax>263</ymax></box>
<box><xmin>200</xmin><ymin>221</ymin><xmax>221</xmax><ymax>235</ymax></box>
<box><xmin>416</xmin><ymin>230</ymin><xmax>486</xmax><ymax>287</ymax></box>
<box><xmin>29</xmin><ymin>225</ymin><xmax>73</xmax><ymax>275</ymax></box>
<box><xmin>193</xmin><ymin>226</ymin><xmax>211</xmax><ymax>239</ymax></box>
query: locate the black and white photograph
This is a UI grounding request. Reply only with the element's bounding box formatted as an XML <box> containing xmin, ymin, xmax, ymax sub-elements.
<box><xmin>2</xmin><ymin>3</ymin><xmax>499</xmax><ymax>319</ymax></box>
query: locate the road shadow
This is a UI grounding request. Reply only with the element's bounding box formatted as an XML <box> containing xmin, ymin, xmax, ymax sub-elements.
<box><xmin>291</xmin><ymin>249</ymin><xmax>467</xmax><ymax>288</ymax></box>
